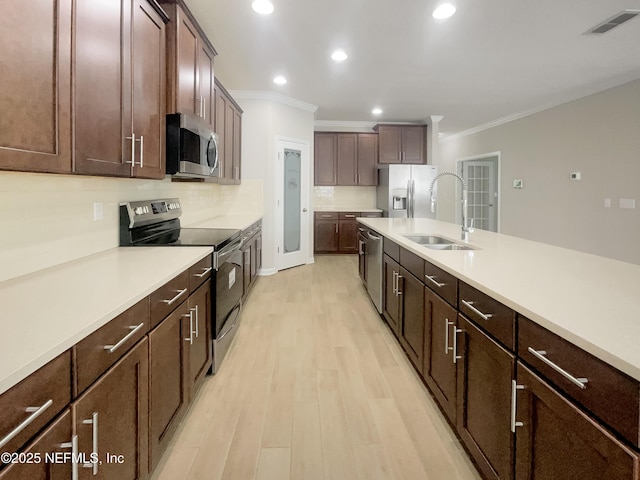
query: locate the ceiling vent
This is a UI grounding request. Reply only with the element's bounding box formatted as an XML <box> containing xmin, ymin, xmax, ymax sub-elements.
<box><xmin>586</xmin><ymin>10</ymin><xmax>640</xmax><ymax>34</ymax></box>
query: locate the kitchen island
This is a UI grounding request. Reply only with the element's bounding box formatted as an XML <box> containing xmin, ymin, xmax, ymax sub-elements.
<box><xmin>357</xmin><ymin>216</ymin><xmax>640</xmax><ymax>480</ymax></box>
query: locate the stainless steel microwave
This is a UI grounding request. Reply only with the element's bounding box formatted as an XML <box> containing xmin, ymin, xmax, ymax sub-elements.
<box><xmin>166</xmin><ymin>113</ymin><xmax>219</xmax><ymax>179</ymax></box>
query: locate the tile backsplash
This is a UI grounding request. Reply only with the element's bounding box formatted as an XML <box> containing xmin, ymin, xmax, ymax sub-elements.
<box><xmin>313</xmin><ymin>186</ymin><xmax>377</xmax><ymax>210</ymax></box>
<box><xmin>0</xmin><ymin>171</ymin><xmax>263</xmax><ymax>283</ymax></box>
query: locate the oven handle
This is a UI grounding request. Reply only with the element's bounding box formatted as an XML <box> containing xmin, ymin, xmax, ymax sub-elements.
<box><xmin>214</xmin><ymin>237</ymin><xmax>243</xmax><ymax>269</ymax></box>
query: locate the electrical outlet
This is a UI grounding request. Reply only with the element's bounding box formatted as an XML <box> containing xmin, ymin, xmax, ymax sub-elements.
<box><xmin>604</xmin><ymin>198</ymin><xmax>611</xmax><ymax>208</ymax></box>
<box><xmin>93</xmin><ymin>202</ymin><xmax>104</xmax><ymax>221</ymax></box>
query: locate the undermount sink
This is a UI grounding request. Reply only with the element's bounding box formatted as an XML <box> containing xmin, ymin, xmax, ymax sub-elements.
<box><xmin>402</xmin><ymin>234</ymin><xmax>475</xmax><ymax>251</ymax></box>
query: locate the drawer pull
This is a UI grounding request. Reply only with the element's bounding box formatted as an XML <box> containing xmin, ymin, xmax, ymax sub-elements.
<box><xmin>527</xmin><ymin>347</ymin><xmax>589</xmax><ymax>389</ymax></box>
<box><xmin>444</xmin><ymin>319</ymin><xmax>454</xmax><ymax>355</ymax></box>
<box><xmin>321</xmin><ymin>214</ymin><xmax>332</xmax><ymax>218</ymax></box>
<box><xmin>425</xmin><ymin>275</ymin><xmax>446</xmax><ymax>288</ymax></box>
<box><xmin>184</xmin><ymin>310</ymin><xmax>194</xmax><ymax>345</ymax></box>
<box><xmin>511</xmin><ymin>380</ymin><xmax>525</xmax><ymax>432</ymax></box>
<box><xmin>344</xmin><ymin>214</ymin><xmax>356</xmax><ymax>218</ymax></box>
<box><xmin>82</xmin><ymin>412</ymin><xmax>99</xmax><ymax>474</ymax></box>
<box><xmin>452</xmin><ymin>327</ymin><xmax>463</xmax><ymax>364</ymax></box>
<box><xmin>60</xmin><ymin>435</ymin><xmax>79</xmax><ymax>480</ymax></box>
<box><xmin>0</xmin><ymin>399</ymin><xmax>53</xmax><ymax>449</ymax></box>
<box><xmin>461</xmin><ymin>299</ymin><xmax>493</xmax><ymax>320</ymax></box>
<box><xmin>163</xmin><ymin>288</ymin><xmax>187</xmax><ymax>305</ymax></box>
<box><xmin>104</xmin><ymin>323</ymin><xmax>145</xmax><ymax>353</ymax></box>
<box><xmin>193</xmin><ymin>267</ymin><xmax>213</xmax><ymax>278</ymax></box>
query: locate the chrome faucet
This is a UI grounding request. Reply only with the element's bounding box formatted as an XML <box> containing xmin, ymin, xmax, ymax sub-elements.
<box><xmin>428</xmin><ymin>171</ymin><xmax>474</xmax><ymax>242</ymax></box>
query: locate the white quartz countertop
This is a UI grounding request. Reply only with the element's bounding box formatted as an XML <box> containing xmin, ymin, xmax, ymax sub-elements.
<box><xmin>186</xmin><ymin>214</ymin><xmax>262</xmax><ymax>231</ymax></box>
<box><xmin>0</xmin><ymin>246</ymin><xmax>212</xmax><ymax>396</ymax></box>
<box><xmin>314</xmin><ymin>207</ymin><xmax>383</xmax><ymax>213</ymax></box>
<box><xmin>358</xmin><ymin>217</ymin><xmax>640</xmax><ymax>381</ymax></box>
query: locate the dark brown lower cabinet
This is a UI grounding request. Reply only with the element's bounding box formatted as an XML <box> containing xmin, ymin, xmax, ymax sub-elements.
<box><xmin>423</xmin><ymin>287</ymin><xmax>458</xmax><ymax>423</ymax></box>
<box><xmin>73</xmin><ymin>338</ymin><xmax>149</xmax><ymax>480</ymax></box>
<box><xmin>383</xmin><ymin>254</ymin><xmax>400</xmax><ymax>337</ymax></box>
<box><xmin>314</xmin><ymin>218</ymin><xmax>339</xmax><ymax>253</ymax></box>
<box><xmin>187</xmin><ymin>280</ymin><xmax>212</xmax><ymax>400</ymax></box>
<box><xmin>514</xmin><ymin>363</ymin><xmax>640</xmax><ymax>480</ymax></box>
<box><xmin>398</xmin><ymin>267</ymin><xmax>424</xmax><ymax>372</ymax></box>
<box><xmin>0</xmin><ymin>411</ymin><xmax>72</xmax><ymax>480</ymax></box>
<box><xmin>149</xmin><ymin>303</ymin><xmax>189</xmax><ymax>470</ymax></box>
<box><xmin>457</xmin><ymin>315</ymin><xmax>515</xmax><ymax>480</ymax></box>
<box><xmin>338</xmin><ymin>218</ymin><xmax>358</xmax><ymax>253</ymax></box>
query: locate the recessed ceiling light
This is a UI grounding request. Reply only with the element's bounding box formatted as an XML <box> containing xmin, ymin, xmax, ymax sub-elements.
<box><xmin>273</xmin><ymin>75</ymin><xmax>287</xmax><ymax>85</ymax></box>
<box><xmin>252</xmin><ymin>0</ymin><xmax>274</xmax><ymax>15</ymax></box>
<box><xmin>372</xmin><ymin>107</ymin><xmax>383</xmax><ymax>115</ymax></box>
<box><xmin>432</xmin><ymin>2</ymin><xmax>456</xmax><ymax>20</ymax></box>
<box><xmin>331</xmin><ymin>49</ymin><xmax>348</xmax><ymax>62</ymax></box>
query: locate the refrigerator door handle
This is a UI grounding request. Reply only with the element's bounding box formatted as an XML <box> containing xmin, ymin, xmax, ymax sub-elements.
<box><xmin>407</xmin><ymin>179</ymin><xmax>412</xmax><ymax>218</ymax></box>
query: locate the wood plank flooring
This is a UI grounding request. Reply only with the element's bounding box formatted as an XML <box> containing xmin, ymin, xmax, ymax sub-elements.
<box><xmin>151</xmin><ymin>255</ymin><xmax>482</xmax><ymax>480</ymax></box>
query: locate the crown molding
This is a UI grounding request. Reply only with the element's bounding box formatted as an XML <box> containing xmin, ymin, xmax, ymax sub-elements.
<box><xmin>228</xmin><ymin>90</ymin><xmax>318</xmax><ymax>113</ymax></box>
<box><xmin>314</xmin><ymin>120</ymin><xmax>377</xmax><ymax>129</ymax></box>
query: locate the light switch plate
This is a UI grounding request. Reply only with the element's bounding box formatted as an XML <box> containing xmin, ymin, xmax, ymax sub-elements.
<box><xmin>570</xmin><ymin>172</ymin><xmax>581</xmax><ymax>180</ymax></box>
<box><xmin>93</xmin><ymin>202</ymin><xmax>104</xmax><ymax>221</ymax></box>
<box><xmin>619</xmin><ymin>198</ymin><xmax>636</xmax><ymax>209</ymax></box>
<box><xmin>604</xmin><ymin>198</ymin><xmax>611</xmax><ymax>208</ymax></box>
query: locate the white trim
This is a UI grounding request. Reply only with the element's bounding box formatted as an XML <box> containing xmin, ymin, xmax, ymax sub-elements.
<box><xmin>258</xmin><ymin>267</ymin><xmax>278</xmax><ymax>276</ymax></box>
<box><xmin>441</xmin><ymin>74</ymin><xmax>640</xmax><ymax>142</ymax></box>
<box><xmin>314</xmin><ymin>120</ymin><xmax>377</xmax><ymax>130</ymax></box>
<box><xmin>228</xmin><ymin>90</ymin><xmax>318</xmax><ymax>112</ymax></box>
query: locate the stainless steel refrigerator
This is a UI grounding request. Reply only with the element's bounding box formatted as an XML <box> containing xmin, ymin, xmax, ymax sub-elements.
<box><xmin>376</xmin><ymin>165</ymin><xmax>438</xmax><ymax>218</ymax></box>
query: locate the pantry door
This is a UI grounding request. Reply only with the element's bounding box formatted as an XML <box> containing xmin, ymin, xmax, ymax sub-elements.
<box><xmin>276</xmin><ymin>138</ymin><xmax>310</xmax><ymax>271</ymax></box>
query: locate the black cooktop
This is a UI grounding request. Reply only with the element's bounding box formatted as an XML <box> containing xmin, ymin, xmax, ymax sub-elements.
<box><xmin>136</xmin><ymin>227</ymin><xmax>241</xmax><ymax>249</ymax></box>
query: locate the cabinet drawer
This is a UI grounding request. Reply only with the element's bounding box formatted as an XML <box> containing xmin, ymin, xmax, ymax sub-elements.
<box><xmin>315</xmin><ymin>212</ymin><xmax>338</xmax><ymax>220</ymax></box>
<box><xmin>0</xmin><ymin>351</ymin><xmax>71</xmax><ymax>455</ymax></box>
<box><xmin>150</xmin><ymin>270</ymin><xmax>189</xmax><ymax>329</ymax></box>
<box><xmin>458</xmin><ymin>282</ymin><xmax>515</xmax><ymax>350</ymax></box>
<box><xmin>359</xmin><ymin>211</ymin><xmax>382</xmax><ymax>218</ymax></box>
<box><xmin>383</xmin><ymin>238</ymin><xmax>400</xmax><ymax>262</ymax></box>
<box><xmin>339</xmin><ymin>212</ymin><xmax>358</xmax><ymax>220</ymax></box>
<box><xmin>74</xmin><ymin>298</ymin><xmax>150</xmax><ymax>395</ymax></box>
<box><xmin>189</xmin><ymin>255</ymin><xmax>213</xmax><ymax>292</ymax></box>
<box><xmin>519</xmin><ymin>316</ymin><xmax>640</xmax><ymax>448</ymax></box>
<box><xmin>399</xmin><ymin>247</ymin><xmax>424</xmax><ymax>281</ymax></box>
<box><xmin>423</xmin><ymin>260</ymin><xmax>457</xmax><ymax>308</ymax></box>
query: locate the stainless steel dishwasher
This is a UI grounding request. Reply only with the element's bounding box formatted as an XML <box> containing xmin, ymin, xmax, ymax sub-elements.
<box><xmin>365</xmin><ymin>229</ymin><xmax>383</xmax><ymax>313</ymax></box>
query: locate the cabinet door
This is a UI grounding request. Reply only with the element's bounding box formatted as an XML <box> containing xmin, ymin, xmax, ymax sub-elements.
<box><xmin>242</xmin><ymin>245</ymin><xmax>251</xmax><ymax>297</ymax></box>
<box><xmin>314</xmin><ymin>219</ymin><xmax>339</xmax><ymax>253</ymax></box>
<box><xmin>74</xmin><ymin>338</ymin><xmax>149</xmax><ymax>480</ymax></box>
<box><xmin>198</xmin><ymin>46</ymin><xmax>215</xmax><ymax>128</ymax></box>
<box><xmin>514</xmin><ymin>363</ymin><xmax>639</xmax><ymax>480</ymax></box>
<box><xmin>0</xmin><ymin>410</ymin><xmax>72</xmax><ymax>480</ymax></box>
<box><xmin>224</xmin><ymin>102</ymin><xmax>235</xmax><ymax>181</ymax></box>
<box><xmin>176</xmin><ymin>9</ymin><xmax>198</xmax><ymax>117</ymax></box>
<box><xmin>398</xmin><ymin>268</ymin><xmax>424</xmax><ymax>371</ymax></box>
<box><xmin>357</xmin><ymin>134</ymin><xmax>378</xmax><ymax>185</ymax></box>
<box><xmin>254</xmin><ymin>233</ymin><xmax>262</xmax><ymax>272</ymax></box>
<box><xmin>383</xmin><ymin>255</ymin><xmax>400</xmax><ymax>337</ymax></box>
<box><xmin>423</xmin><ymin>288</ymin><xmax>457</xmax><ymax>423</ymax></box>
<box><xmin>232</xmin><ymin>107</ymin><xmax>242</xmax><ymax>183</ymax></box>
<box><xmin>131</xmin><ymin>0</ymin><xmax>165</xmax><ymax>179</ymax></box>
<box><xmin>0</xmin><ymin>0</ymin><xmax>72</xmax><ymax>173</ymax></box>
<box><xmin>314</xmin><ymin>133</ymin><xmax>338</xmax><ymax>185</ymax></box>
<box><xmin>149</xmin><ymin>303</ymin><xmax>189</xmax><ymax>470</ymax></box>
<box><xmin>357</xmin><ymin>231</ymin><xmax>366</xmax><ymax>282</ymax></box>
<box><xmin>187</xmin><ymin>281</ymin><xmax>212</xmax><ymax>400</ymax></box>
<box><xmin>74</xmin><ymin>0</ymin><xmax>131</xmax><ymax>176</ymax></box>
<box><xmin>214</xmin><ymin>86</ymin><xmax>227</xmax><ymax>180</ymax></box>
<box><xmin>338</xmin><ymin>219</ymin><xmax>358</xmax><ymax>253</ymax></box>
<box><xmin>377</xmin><ymin>126</ymin><xmax>401</xmax><ymax>164</ymax></box>
<box><xmin>401</xmin><ymin>126</ymin><xmax>426</xmax><ymax>164</ymax></box>
<box><xmin>336</xmin><ymin>134</ymin><xmax>357</xmax><ymax>185</ymax></box>
<box><xmin>456</xmin><ymin>315</ymin><xmax>515</xmax><ymax>480</ymax></box>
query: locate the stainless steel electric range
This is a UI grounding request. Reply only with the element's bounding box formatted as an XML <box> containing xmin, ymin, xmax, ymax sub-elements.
<box><xmin>119</xmin><ymin>198</ymin><xmax>243</xmax><ymax>373</ymax></box>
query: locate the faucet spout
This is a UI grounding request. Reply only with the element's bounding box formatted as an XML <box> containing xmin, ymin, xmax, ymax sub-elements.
<box><xmin>428</xmin><ymin>171</ymin><xmax>474</xmax><ymax>242</ymax></box>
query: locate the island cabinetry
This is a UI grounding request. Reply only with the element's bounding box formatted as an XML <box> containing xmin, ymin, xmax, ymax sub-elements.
<box><xmin>382</xmin><ymin>254</ymin><xmax>401</xmax><ymax>337</ymax></box>
<box><xmin>397</xmin><ymin>266</ymin><xmax>425</xmax><ymax>371</ymax></box>
<box><xmin>0</xmin><ymin>0</ymin><xmax>72</xmax><ymax>174</ymax></box>
<box><xmin>313</xmin><ymin>133</ymin><xmax>379</xmax><ymax>186</ymax></box>
<box><xmin>514</xmin><ymin>363</ymin><xmax>640</xmax><ymax>480</ymax></box>
<box><xmin>456</xmin><ymin>315</ymin><xmax>516</xmax><ymax>480</ymax></box>
<box><xmin>518</xmin><ymin>316</ymin><xmax>640</xmax><ymax>449</ymax></box>
<box><xmin>374</xmin><ymin>124</ymin><xmax>427</xmax><ymax>164</ymax></box>
<box><xmin>74</xmin><ymin>0</ymin><xmax>167</xmax><ymax>179</ymax></box>
<box><xmin>0</xmin><ymin>410</ymin><xmax>73</xmax><ymax>480</ymax></box>
<box><xmin>423</xmin><ymin>260</ymin><xmax>458</xmax><ymax>308</ymax></box>
<box><xmin>73</xmin><ymin>338</ymin><xmax>149</xmax><ymax>480</ymax></box>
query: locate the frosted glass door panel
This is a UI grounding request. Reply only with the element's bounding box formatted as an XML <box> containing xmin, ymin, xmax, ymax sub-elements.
<box><xmin>284</xmin><ymin>148</ymin><xmax>302</xmax><ymax>254</ymax></box>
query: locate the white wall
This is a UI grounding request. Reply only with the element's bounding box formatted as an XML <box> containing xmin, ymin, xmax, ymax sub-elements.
<box><xmin>232</xmin><ymin>93</ymin><xmax>316</xmax><ymax>274</ymax></box>
<box><xmin>438</xmin><ymin>78</ymin><xmax>640</xmax><ymax>264</ymax></box>
<box><xmin>0</xmin><ymin>171</ymin><xmax>263</xmax><ymax>282</ymax></box>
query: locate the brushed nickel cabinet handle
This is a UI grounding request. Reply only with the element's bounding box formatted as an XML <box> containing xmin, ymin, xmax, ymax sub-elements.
<box><xmin>82</xmin><ymin>412</ymin><xmax>99</xmax><ymax>474</ymax></box>
<box><xmin>125</xmin><ymin>133</ymin><xmax>136</xmax><ymax>171</ymax></box>
<box><xmin>103</xmin><ymin>323</ymin><xmax>145</xmax><ymax>353</ymax></box>
<box><xmin>193</xmin><ymin>267</ymin><xmax>213</xmax><ymax>278</ymax></box>
<box><xmin>184</xmin><ymin>310</ymin><xmax>194</xmax><ymax>345</ymax></box>
<box><xmin>425</xmin><ymin>275</ymin><xmax>446</xmax><ymax>288</ymax></box>
<box><xmin>344</xmin><ymin>214</ymin><xmax>356</xmax><ymax>218</ymax></box>
<box><xmin>137</xmin><ymin>135</ymin><xmax>144</xmax><ymax>168</ymax></box>
<box><xmin>60</xmin><ymin>435</ymin><xmax>80</xmax><ymax>480</ymax></box>
<box><xmin>527</xmin><ymin>347</ymin><xmax>588</xmax><ymax>389</ymax></box>
<box><xmin>0</xmin><ymin>399</ymin><xmax>54</xmax><ymax>449</ymax></box>
<box><xmin>452</xmin><ymin>327</ymin><xmax>462</xmax><ymax>364</ymax></box>
<box><xmin>194</xmin><ymin>305</ymin><xmax>199</xmax><ymax>338</ymax></box>
<box><xmin>396</xmin><ymin>275</ymin><xmax>403</xmax><ymax>296</ymax></box>
<box><xmin>444</xmin><ymin>319</ymin><xmax>454</xmax><ymax>355</ymax></box>
<box><xmin>511</xmin><ymin>380</ymin><xmax>524</xmax><ymax>432</ymax></box>
<box><xmin>163</xmin><ymin>288</ymin><xmax>187</xmax><ymax>305</ymax></box>
<box><xmin>461</xmin><ymin>299</ymin><xmax>493</xmax><ymax>320</ymax></box>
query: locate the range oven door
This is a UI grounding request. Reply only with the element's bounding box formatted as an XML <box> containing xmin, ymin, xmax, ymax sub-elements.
<box><xmin>214</xmin><ymin>245</ymin><xmax>243</xmax><ymax>338</ymax></box>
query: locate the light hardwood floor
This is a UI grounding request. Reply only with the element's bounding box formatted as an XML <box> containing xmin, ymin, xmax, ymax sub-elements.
<box><xmin>151</xmin><ymin>255</ymin><xmax>482</xmax><ymax>480</ymax></box>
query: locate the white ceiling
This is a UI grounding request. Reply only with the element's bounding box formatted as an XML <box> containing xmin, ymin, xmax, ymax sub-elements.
<box><xmin>185</xmin><ymin>0</ymin><xmax>640</xmax><ymax>135</ymax></box>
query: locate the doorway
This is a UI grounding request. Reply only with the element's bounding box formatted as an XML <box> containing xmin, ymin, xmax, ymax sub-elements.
<box><xmin>276</xmin><ymin>138</ymin><xmax>310</xmax><ymax>271</ymax></box>
<box><xmin>457</xmin><ymin>153</ymin><xmax>500</xmax><ymax>232</ymax></box>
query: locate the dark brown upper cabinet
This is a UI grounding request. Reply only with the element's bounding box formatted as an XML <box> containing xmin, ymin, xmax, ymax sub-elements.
<box><xmin>0</xmin><ymin>0</ymin><xmax>72</xmax><ymax>174</ymax></box>
<box><xmin>74</xmin><ymin>0</ymin><xmax>168</xmax><ymax>179</ymax></box>
<box><xmin>375</xmin><ymin>124</ymin><xmax>427</xmax><ymax>164</ymax></box>
<box><xmin>314</xmin><ymin>133</ymin><xmax>379</xmax><ymax>186</ymax></box>
<box><xmin>215</xmin><ymin>79</ymin><xmax>242</xmax><ymax>185</ymax></box>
